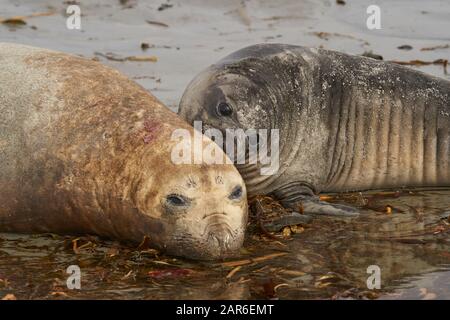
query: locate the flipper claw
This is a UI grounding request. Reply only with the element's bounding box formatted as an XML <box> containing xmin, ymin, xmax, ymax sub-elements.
<box><xmin>295</xmin><ymin>199</ymin><xmax>360</xmax><ymax>217</ymax></box>
<box><xmin>262</xmin><ymin>211</ymin><xmax>313</xmax><ymax>232</ymax></box>
<box><xmin>276</xmin><ymin>183</ymin><xmax>360</xmax><ymax>217</ymax></box>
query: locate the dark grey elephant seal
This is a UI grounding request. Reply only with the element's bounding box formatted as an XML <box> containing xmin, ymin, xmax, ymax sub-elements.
<box><xmin>0</xmin><ymin>43</ymin><xmax>248</xmax><ymax>260</ymax></box>
<box><xmin>179</xmin><ymin>44</ymin><xmax>450</xmax><ymax>218</ymax></box>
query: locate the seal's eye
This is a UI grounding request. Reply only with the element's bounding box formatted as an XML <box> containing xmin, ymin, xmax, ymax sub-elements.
<box><xmin>216</xmin><ymin>102</ymin><xmax>233</xmax><ymax>117</ymax></box>
<box><xmin>166</xmin><ymin>194</ymin><xmax>189</xmax><ymax>207</ymax></box>
<box><xmin>229</xmin><ymin>185</ymin><xmax>243</xmax><ymax>200</ymax></box>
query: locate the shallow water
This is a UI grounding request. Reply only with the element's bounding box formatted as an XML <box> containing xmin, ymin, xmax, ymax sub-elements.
<box><xmin>1</xmin><ymin>189</ymin><xmax>449</xmax><ymax>299</ymax></box>
<box><xmin>0</xmin><ymin>0</ymin><xmax>449</xmax><ymax>299</ymax></box>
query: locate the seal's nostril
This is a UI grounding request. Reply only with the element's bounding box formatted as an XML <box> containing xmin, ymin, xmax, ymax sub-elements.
<box><xmin>208</xmin><ymin>230</ymin><xmax>232</xmax><ymax>251</ymax></box>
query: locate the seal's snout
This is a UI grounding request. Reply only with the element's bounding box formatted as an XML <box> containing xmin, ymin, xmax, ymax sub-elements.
<box><xmin>190</xmin><ymin>182</ymin><xmax>246</xmax><ymax>260</ymax></box>
<box><xmin>207</xmin><ymin>226</ymin><xmax>233</xmax><ymax>252</ymax></box>
<box><xmin>198</xmin><ymin>207</ymin><xmax>242</xmax><ymax>258</ymax></box>
<box><xmin>204</xmin><ymin>226</ymin><xmax>242</xmax><ymax>259</ymax></box>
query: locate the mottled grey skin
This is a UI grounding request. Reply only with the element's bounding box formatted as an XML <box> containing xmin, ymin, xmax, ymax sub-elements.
<box><xmin>179</xmin><ymin>44</ymin><xmax>450</xmax><ymax>217</ymax></box>
<box><xmin>0</xmin><ymin>43</ymin><xmax>248</xmax><ymax>260</ymax></box>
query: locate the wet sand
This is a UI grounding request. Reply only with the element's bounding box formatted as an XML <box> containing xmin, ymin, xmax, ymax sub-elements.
<box><xmin>1</xmin><ymin>0</ymin><xmax>449</xmax><ymax>110</ymax></box>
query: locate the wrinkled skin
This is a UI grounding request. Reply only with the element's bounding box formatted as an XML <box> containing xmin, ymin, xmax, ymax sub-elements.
<box><xmin>179</xmin><ymin>44</ymin><xmax>450</xmax><ymax>218</ymax></box>
<box><xmin>0</xmin><ymin>43</ymin><xmax>248</xmax><ymax>260</ymax></box>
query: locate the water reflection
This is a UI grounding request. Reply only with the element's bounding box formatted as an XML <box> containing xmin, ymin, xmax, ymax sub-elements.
<box><xmin>0</xmin><ymin>189</ymin><xmax>449</xmax><ymax>299</ymax></box>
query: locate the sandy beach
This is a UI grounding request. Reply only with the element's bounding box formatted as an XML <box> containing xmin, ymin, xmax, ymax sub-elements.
<box><xmin>1</xmin><ymin>0</ymin><xmax>448</xmax><ymax>110</ymax></box>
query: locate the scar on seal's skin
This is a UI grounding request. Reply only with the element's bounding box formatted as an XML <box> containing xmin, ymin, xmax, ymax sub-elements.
<box><xmin>186</xmin><ymin>176</ymin><xmax>198</xmax><ymax>188</ymax></box>
<box><xmin>142</xmin><ymin>119</ymin><xmax>161</xmax><ymax>144</ymax></box>
<box><xmin>215</xmin><ymin>175</ymin><xmax>224</xmax><ymax>184</ymax></box>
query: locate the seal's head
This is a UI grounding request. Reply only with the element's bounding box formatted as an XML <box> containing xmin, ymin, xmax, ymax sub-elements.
<box><xmin>178</xmin><ymin>44</ymin><xmax>305</xmax><ymax>193</ymax></box>
<box><xmin>178</xmin><ymin>60</ymin><xmax>273</xmax><ymax>135</ymax></box>
<box><xmin>178</xmin><ymin>44</ymin><xmax>303</xmax><ymax>134</ymax></box>
<box><xmin>151</xmin><ymin>163</ymin><xmax>247</xmax><ymax>260</ymax></box>
<box><xmin>125</xmin><ymin>120</ymin><xmax>248</xmax><ymax>261</ymax></box>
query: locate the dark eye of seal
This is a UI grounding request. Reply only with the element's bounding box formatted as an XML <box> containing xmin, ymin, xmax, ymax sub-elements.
<box><xmin>229</xmin><ymin>185</ymin><xmax>243</xmax><ymax>200</ymax></box>
<box><xmin>216</xmin><ymin>102</ymin><xmax>233</xmax><ymax>117</ymax></box>
<box><xmin>166</xmin><ymin>194</ymin><xmax>189</xmax><ymax>206</ymax></box>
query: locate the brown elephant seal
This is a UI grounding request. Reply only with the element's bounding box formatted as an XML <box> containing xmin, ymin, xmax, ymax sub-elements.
<box><xmin>0</xmin><ymin>43</ymin><xmax>248</xmax><ymax>260</ymax></box>
<box><xmin>179</xmin><ymin>43</ymin><xmax>450</xmax><ymax>220</ymax></box>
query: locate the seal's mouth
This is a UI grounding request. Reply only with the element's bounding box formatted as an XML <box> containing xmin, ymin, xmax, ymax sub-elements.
<box><xmin>164</xmin><ymin>218</ymin><xmax>244</xmax><ymax>260</ymax></box>
<box><xmin>202</xmin><ymin>213</ymin><xmax>239</xmax><ymax>256</ymax></box>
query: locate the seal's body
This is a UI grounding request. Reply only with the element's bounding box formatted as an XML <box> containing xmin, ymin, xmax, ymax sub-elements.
<box><xmin>179</xmin><ymin>44</ymin><xmax>450</xmax><ymax>216</ymax></box>
<box><xmin>0</xmin><ymin>43</ymin><xmax>248</xmax><ymax>260</ymax></box>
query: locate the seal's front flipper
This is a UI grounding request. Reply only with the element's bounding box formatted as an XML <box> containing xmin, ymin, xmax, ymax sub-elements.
<box><xmin>274</xmin><ymin>183</ymin><xmax>360</xmax><ymax>217</ymax></box>
<box><xmin>284</xmin><ymin>198</ymin><xmax>360</xmax><ymax>217</ymax></box>
<box><xmin>302</xmin><ymin>199</ymin><xmax>359</xmax><ymax>217</ymax></box>
<box><xmin>262</xmin><ymin>211</ymin><xmax>313</xmax><ymax>232</ymax></box>
<box><xmin>250</xmin><ymin>197</ymin><xmax>313</xmax><ymax>233</ymax></box>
